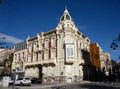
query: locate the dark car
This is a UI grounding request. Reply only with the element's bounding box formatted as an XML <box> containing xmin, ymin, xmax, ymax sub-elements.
<box><xmin>31</xmin><ymin>78</ymin><xmax>42</xmax><ymax>84</ymax></box>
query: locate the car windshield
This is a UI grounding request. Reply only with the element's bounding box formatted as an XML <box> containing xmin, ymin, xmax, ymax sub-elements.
<box><xmin>25</xmin><ymin>78</ymin><xmax>30</xmax><ymax>80</ymax></box>
<box><xmin>17</xmin><ymin>78</ymin><xmax>23</xmax><ymax>80</ymax></box>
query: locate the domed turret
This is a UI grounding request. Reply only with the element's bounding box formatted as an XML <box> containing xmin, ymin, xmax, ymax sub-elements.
<box><xmin>56</xmin><ymin>7</ymin><xmax>78</xmax><ymax>32</ymax></box>
<box><xmin>60</xmin><ymin>8</ymin><xmax>73</xmax><ymax>22</ymax></box>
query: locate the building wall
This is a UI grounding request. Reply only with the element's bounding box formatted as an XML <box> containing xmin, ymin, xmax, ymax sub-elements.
<box><xmin>25</xmin><ymin>29</ymin><xmax>90</xmax><ymax>83</ymax></box>
<box><xmin>12</xmin><ymin>41</ymin><xmax>27</xmax><ymax>79</ymax></box>
<box><xmin>90</xmin><ymin>43</ymin><xmax>101</xmax><ymax>69</ymax></box>
<box><xmin>24</xmin><ymin>9</ymin><xmax>91</xmax><ymax>83</ymax></box>
<box><xmin>0</xmin><ymin>48</ymin><xmax>14</xmax><ymax>76</ymax></box>
<box><xmin>100</xmin><ymin>52</ymin><xmax>111</xmax><ymax>76</ymax></box>
<box><xmin>9</xmin><ymin>8</ymin><xmax>113</xmax><ymax>83</ymax></box>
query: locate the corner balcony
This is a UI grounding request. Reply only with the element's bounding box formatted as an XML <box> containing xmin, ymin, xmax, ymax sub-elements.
<box><xmin>42</xmin><ymin>58</ymin><xmax>57</xmax><ymax>65</ymax></box>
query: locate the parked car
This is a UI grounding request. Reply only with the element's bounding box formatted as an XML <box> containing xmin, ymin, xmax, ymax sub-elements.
<box><xmin>9</xmin><ymin>79</ymin><xmax>13</xmax><ymax>85</ymax></box>
<box><xmin>15</xmin><ymin>77</ymin><xmax>31</xmax><ymax>86</ymax></box>
<box><xmin>9</xmin><ymin>77</ymin><xmax>13</xmax><ymax>85</ymax></box>
<box><xmin>31</xmin><ymin>78</ymin><xmax>42</xmax><ymax>84</ymax></box>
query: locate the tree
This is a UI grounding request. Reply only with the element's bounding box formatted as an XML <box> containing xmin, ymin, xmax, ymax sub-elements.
<box><xmin>110</xmin><ymin>34</ymin><xmax>120</xmax><ymax>50</ymax></box>
<box><xmin>110</xmin><ymin>34</ymin><xmax>120</xmax><ymax>59</ymax></box>
<box><xmin>111</xmin><ymin>59</ymin><xmax>117</xmax><ymax>66</ymax></box>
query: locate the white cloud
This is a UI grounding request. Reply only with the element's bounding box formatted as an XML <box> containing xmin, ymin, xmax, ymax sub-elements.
<box><xmin>0</xmin><ymin>33</ymin><xmax>23</xmax><ymax>44</ymax></box>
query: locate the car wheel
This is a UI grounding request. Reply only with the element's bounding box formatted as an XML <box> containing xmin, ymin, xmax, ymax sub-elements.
<box><xmin>20</xmin><ymin>82</ymin><xmax>23</xmax><ymax>86</ymax></box>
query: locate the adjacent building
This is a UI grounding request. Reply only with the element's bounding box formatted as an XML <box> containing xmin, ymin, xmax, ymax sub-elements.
<box><xmin>100</xmin><ymin>52</ymin><xmax>111</xmax><ymax>76</ymax></box>
<box><xmin>13</xmin><ymin>41</ymin><xmax>27</xmax><ymax>79</ymax></box>
<box><xmin>0</xmin><ymin>48</ymin><xmax>13</xmax><ymax>76</ymax></box>
<box><xmin>90</xmin><ymin>43</ymin><xmax>101</xmax><ymax>69</ymax></box>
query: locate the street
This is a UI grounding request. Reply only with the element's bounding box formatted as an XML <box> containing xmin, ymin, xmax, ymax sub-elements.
<box><xmin>1</xmin><ymin>81</ymin><xmax>120</xmax><ymax>89</ymax></box>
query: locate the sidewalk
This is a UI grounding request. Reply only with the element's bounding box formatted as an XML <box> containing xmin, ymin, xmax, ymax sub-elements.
<box><xmin>0</xmin><ymin>80</ymin><xmax>90</xmax><ymax>89</ymax></box>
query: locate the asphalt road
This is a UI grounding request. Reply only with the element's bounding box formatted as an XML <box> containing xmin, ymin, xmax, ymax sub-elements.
<box><xmin>1</xmin><ymin>82</ymin><xmax>120</xmax><ymax>89</ymax></box>
<box><xmin>51</xmin><ymin>83</ymin><xmax>120</xmax><ymax>89</ymax></box>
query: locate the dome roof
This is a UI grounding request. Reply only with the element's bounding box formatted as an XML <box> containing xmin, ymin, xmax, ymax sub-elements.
<box><xmin>60</xmin><ymin>8</ymin><xmax>73</xmax><ymax>22</ymax></box>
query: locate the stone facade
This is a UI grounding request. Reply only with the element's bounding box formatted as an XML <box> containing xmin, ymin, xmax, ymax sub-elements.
<box><xmin>0</xmin><ymin>48</ymin><xmax>13</xmax><ymax>76</ymax></box>
<box><xmin>25</xmin><ymin>8</ymin><xmax>90</xmax><ymax>83</ymax></box>
<box><xmin>100</xmin><ymin>52</ymin><xmax>111</xmax><ymax>76</ymax></box>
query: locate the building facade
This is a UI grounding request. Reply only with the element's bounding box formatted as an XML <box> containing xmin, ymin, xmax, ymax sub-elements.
<box><xmin>100</xmin><ymin>52</ymin><xmax>111</xmax><ymax>76</ymax></box>
<box><xmin>25</xmin><ymin>8</ymin><xmax>90</xmax><ymax>83</ymax></box>
<box><xmin>13</xmin><ymin>41</ymin><xmax>27</xmax><ymax>79</ymax></box>
<box><xmin>0</xmin><ymin>48</ymin><xmax>13</xmax><ymax>76</ymax></box>
<box><xmin>90</xmin><ymin>43</ymin><xmax>101</xmax><ymax>69</ymax></box>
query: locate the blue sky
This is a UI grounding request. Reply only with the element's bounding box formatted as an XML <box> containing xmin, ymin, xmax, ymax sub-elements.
<box><xmin>0</xmin><ymin>0</ymin><xmax>120</xmax><ymax>61</ymax></box>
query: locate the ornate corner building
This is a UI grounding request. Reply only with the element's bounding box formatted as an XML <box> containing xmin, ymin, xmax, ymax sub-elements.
<box><xmin>24</xmin><ymin>8</ymin><xmax>90</xmax><ymax>83</ymax></box>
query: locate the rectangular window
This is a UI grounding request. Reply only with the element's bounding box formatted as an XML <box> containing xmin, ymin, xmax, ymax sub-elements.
<box><xmin>67</xmin><ymin>47</ymin><xmax>73</xmax><ymax>59</ymax></box>
<box><xmin>33</xmin><ymin>53</ymin><xmax>36</xmax><ymax>62</ymax></box>
<box><xmin>45</xmin><ymin>40</ymin><xmax>48</xmax><ymax>48</ymax></box>
<box><xmin>39</xmin><ymin>43</ymin><xmax>42</xmax><ymax>50</ymax></box>
<box><xmin>38</xmin><ymin>53</ymin><xmax>42</xmax><ymax>61</ymax></box>
<box><xmin>33</xmin><ymin>44</ymin><xmax>37</xmax><ymax>51</ymax></box>
<box><xmin>66</xmin><ymin>44</ymin><xmax>74</xmax><ymax>60</ymax></box>
<box><xmin>51</xmin><ymin>51</ymin><xmax>56</xmax><ymax>59</ymax></box>
<box><xmin>28</xmin><ymin>56</ymin><xmax>31</xmax><ymax>62</ymax></box>
<box><xmin>18</xmin><ymin>53</ymin><xmax>20</xmax><ymax>60</ymax></box>
<box><xmin>44</xmin><ymin>52</ymin><xmax>48</xmax><ymax>60</ymax></box>
<box><xmin>22</xmin><ymin>52</ymin><xmax>24</xmax><ymax>59</ymax></box>
<box><xmin>15</xmin><ymin>54</ymin><xmax>17</xmax><ymax>62</ymax></box>
<box><xmin>51</xmin><ymin>38</ymin><xmax>55</xmax><ymax>46</ymax></box>
<box><xmin>28</xmin><ymin>45</ymin><xmax>32</xmax><ymax>53</ymax></box>
<box><xmin>67</xmin><ymin>48</ymin><xmax>70</xmax><ymax>59</ymax></box>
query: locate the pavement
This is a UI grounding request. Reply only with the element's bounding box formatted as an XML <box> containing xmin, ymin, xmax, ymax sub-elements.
<box><xmin>0</xmin><ymin>80</ymin><xmax>90</xmax><ymax>89</ymax></box>
<box><xmin>0</xmin><ymin>81</ymin><xmax>120</xmax><ymax>89</ymax></box>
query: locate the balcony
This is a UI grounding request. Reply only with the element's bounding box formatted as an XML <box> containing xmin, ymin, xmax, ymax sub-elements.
<box><xmin>34</xmin><ymin>48</ymin><xmax>44</xmax><ymax>52</ymax></box>
<box><xmin>42</xmin><ymin>58</ymin><xmax>57</xmax><ymax>65</ymax></box>
<box><xmin>25</xmin><ymin>61</ymin><xmax>42</xmax><ymax>67</ymax></box>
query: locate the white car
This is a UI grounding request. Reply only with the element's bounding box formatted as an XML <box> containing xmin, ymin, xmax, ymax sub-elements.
<box><xmin>15</xmin><ymin>77</ymin><xmax>31</xmax><ymax>86</ymax></box>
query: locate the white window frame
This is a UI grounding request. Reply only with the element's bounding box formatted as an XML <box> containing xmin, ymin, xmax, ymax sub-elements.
<box><xmin>51</xmin><ymin>38</ymin><xmax>55</xmax><ymax>47</ymax></box>
<box><xmin>38</xmin><ymin>52</ymin><xmax>42</xmax><ymax>61</ymax></box>
<box><xmin>33</xmin><ymin>53</ymin><xmax>36</xmax><ymax>62</ymax></box>
<box><xmin>51</xmin><ymin>50</ymin><xmax>56</xmax><ymax>59</ymax></box>
<box><xmin>65</xmin><ymin>43</ymin><xmax>74</xmax><ymax>60</ymax></box>
<box><xmin>44</xmin><ymin>52</ymin><xmax>48</xmax><ymax>60</ymax></box>
<box><xmin>45</xmin><ymin>40</ymin><xmax>48</xmax><ymax>49</ymax></box>
<box><xmin>28</xmin><ymin>45</ymin><xmax>32</xmax><ymax>53</ymax></box>
<box><xmin>39</xmin><ymin>42</ymin><xmax>42</xmax><ymax>50</ymax></box>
